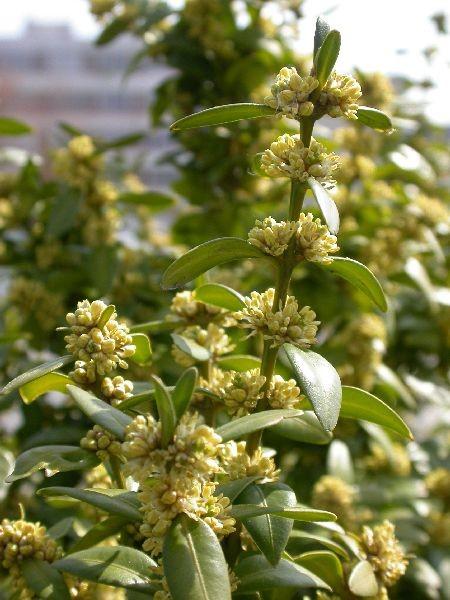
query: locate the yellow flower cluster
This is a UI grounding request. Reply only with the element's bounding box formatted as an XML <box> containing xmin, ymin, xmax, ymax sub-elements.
<box><xmin>101</xmin><ymin>375</ymin><xmax>134</xmax><ymax>405</ymax></box>
<box><xmin>261</xmin><ymin>135</ymin><xmax>340</xmax><ymax>187</ymax></box>
<box><xmin>360</xmin><ymin>520</ymin><xmax>408</xmax><ymax>589</ymax></box>
<box><xmin>171</xmin><ymin>323</ymin><xmax>234</xmax><ymax>367</ymax></box>
<box><xmin>8</xmin><ymin>277</ymin><xmax>64</xmax><ymax>332</ymax></box>
<box><xmin>264</xmin><ymin>66</ymin><xmax>318</xmax><ymax>118</ymax></box>
<box><xmin>312</xmin><ymin>475</ymin><xmax>356</xmax><ymax>528</ymax></box>
<box><xmin>183</xmin><ymin>0</ymin><xmax>235</xmax><ymax>58</ymax></box>
<box><xmin>267</xmin><ymin>374</ymin><xmax>304</xmax><ymax>409</ymax></box>
<box><xmin>219</xmin><ymin>441</ymin><xmax>280</xmax><ymax>482</ymax></box>
<box><xmin>80</xmin><ymin>425</ymin><xmax>124</xmax><ymax>462</ymax></box>
<box><xmin>221</xmin><ymin>369</ymin><xmax>266</xmax><ymax>418</ymax></box>
<box><xmin>64</xmin><ymin>300</ymin><xmax>135</xmax><ymax>384</ymax></box>
<box><xmin>360</xmin><ymin>72</ymin><xmax>394</xmax><ymax>112</ymax></box>
<box><xmin>169</xmin><ymin>290</ymin><xmax>227</xmax><ymax>324</ymax></box>
<box><xmin>363</xmin><ymin>443</ymin><xmax>411</xmax><ymax>477</ymax></box>
<box><xmin>318</xmin><ymin>72</ymin><xmax>362</xmax><ymax>120</ymax></box>
<box><xmin>295</xmin><ymin>212</ymin><xmax>339</xmax><ymax>263</ymax></box>
<box><xmin>235</xmin><ymin>288</ymin><xmax>319</xmax><ymax>349</ymax></box>
<box><xmin>425</xmin><ymin>468</ymin><xmax>450</xmax><ymax>503</ymax></box>
<box><xmin>248</xmin><ymin>217</ymin><xmax>298</xmax><ymax>257</ymax></box>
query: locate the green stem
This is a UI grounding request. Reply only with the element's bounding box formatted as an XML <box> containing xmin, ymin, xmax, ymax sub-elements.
<box><xmin>110</xmin><ymin>455</ymin><xmax>126</xmax><ymax>489</ymax></box>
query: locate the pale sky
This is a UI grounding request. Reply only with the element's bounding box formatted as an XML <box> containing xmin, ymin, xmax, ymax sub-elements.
<box><xmin>1</xmin><ymin>0</ymin><xmax>449</xmax><ymax>123</ymax></box>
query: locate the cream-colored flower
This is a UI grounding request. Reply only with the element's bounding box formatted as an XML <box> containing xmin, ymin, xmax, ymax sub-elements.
<box><xmin>68</xmin><ymin>135</ymin><xmax>96</xmax><ymax>160</ymax></box>
<box><xmin>101</xmin><ymin>375</ymin><xmax>134</xmax><ymax>406</ymax></box>
<box><xmin>360</xmin><ymin>520</ymin><xmax>408</xmax><ymax>588</ymax></box>
<box><xmin>312</xmin><ymin>475</ymin><xmax>355</xmax><ymax>528</ymax></box>
<box><xmin>261</xmin><ymin>135</ymin><xmax>340</xmax><ymax>187</ymax></box>
<box><xmin>169</xmin><ymin>290</ymin><xmax>226</xmax><ymax>323</ymax></box>
<box><xmin>264</xmin><ymin>66</ymin><xmax>318</xmax><ymax>118</ymax></box>
<box><xmin>171</xmin><ymin>323</ymin><xmax>234</xmax><ymax>367</ymax></box>
<box><xmin>248</xmin><ymin>217</ymin><xmax>298</xmax><ymax>256</ymax></box>
<box><xmin>425</xmin><ymin>468</ymin><xmax>450</xmax><ymax>503</ymax></box>
<box><xmin>80</xmin><ymin>425</ymin><xmax>124</xmax><ymax>462</ymax></box>
<box><xmin>220</xmin><ymin>369</ymin><xmax>266</xmax><ymax>417</ymax></box>
<box><xmin>319</xmin><ymin>72</ymin><xmax>362</xmax><ymax>120</ymax></box>
<box><xmin>363</xmin><ymin>443</ymin><xmax>411</xmax><ymax>477</ymax></box>
<box><xmin>8</xmin><ymin>277</ymin><xmax>64</xmax><ymax>332</ymax></box>
<box><xmin>234</xmin><ymin>288</ymin><xmax>319</xmax><ymax>349</ymax></box>
<box><xmin>295</xmin><ymin>212</ymin><xmax>339</xmax><ymax>264</ymax></box>
<box><xmin>268</xmin><ymin>375</ymin><xmax>304</xmax><ymax>409</ymax></box>
<box><xmin>219</xmin><ymin>441</ymin><xmax>280</xmax><ymax>482</ymax></box>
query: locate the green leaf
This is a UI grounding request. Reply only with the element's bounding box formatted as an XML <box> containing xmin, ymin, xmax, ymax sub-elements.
<box><xmin>235</xmin><ymin>482</ymin><xmax>296</xmax><ymax>565</ymax></box>
<box><xmin>327</xmin><ymin>440</ymin><xmax>354</xmax><ymax>483</ymax></box>
<box><xmin>234</xmin><ymin>555</ymin><xmax>329</xmax><ymax>592</ymax></box>
<box><xmin>6</xmin><ymin>446</ymin><xmax>99</xmax><ymax>483</ymax></box>
<box><xmin>38</xmin><ymin>487</ymin><xmax>141</xmax><ymax>521</ymax></box>
<box><xmin>356</xmin><ymin>106</ymin><xmax>392</xmax><ymax>131</ymax></box>
<box><xmin>216</xmin><ymin>409</ymin><xmax>302</xmax><ymax>442</ymax></box>
<box><xmin>96</xmin><ymin>17</ymin><xmax>129</xmax><ymax>46</ymax></box>
<box><xmin>307</xmin><ymin>177</ymin><xmax>339</xmax><ymax>234</ymax></box>
<box><xmin>194</xmin><ymin>283</ymin><xmax>245</xmax><ymax>311</ymax></box>
<box><xmin>66</xmin><ymin>385</ymin><xmax>132</xmax><ymax>440</ymax></box>
<box><xmin>171</xmin><ymin>333</ymin><xmax>210</xmax><ymax>362</ymax></box>
<box><xmin>1</xmin><ymin>355</ymin><xmax>74</xmax><ymax>396</ymax></box>
<box><xmin>130</xmin><ymin>333</ymin><xmax>152</xmax><ymax>365</ymax></box>
<box><xmin>323</xmin><ymin>257</ymin><xmax>387</xmax><ymax>312</ymax></box>
<box><xmin>173</xmin><ymin>367</ymin><xmax>198</xmax><ymax>420</ymax></box>
<box><xmin>46</xmin><ymin>189</ymin><xmax>81</xmax><ymax>237</ymax></box>
<box><xmin>58</xmin><ymin>122</ymin><xmax>84</xmax><ymax>136</ymax></box>
<box><xmin>282</xmin><ymin>345</ymin><xmax>341</xmax><ymax>432</ymax></box>
<box><xmin>89</xmin><ymin>245</ymin><xmax>118</xmax><ymax>295</ymax></box>
<box><xmin>314</xmin><ymin>16</ymin><xmax>331</xmax><ymax>57</ymax></box>
<box><xmin>151</xmin><ymin>376</ymin><xmax>177</xmax><ymax>447</ymax></box>
<box><xmin>295</xmin><ymin>551</ymin><xmax>344</xmax><ymax>594</ymax></box>
<box><xmin>19</xmin><ymin>372</ymin><xmax>72</xmax><ymax>405</ymax></box>
<box><xmin>314</xmin><ymin>30</ymin><xmax>341</xmax><ymax>88</ymax></box>
<box><xmin>288</xmin><ymin>530</ymin><xmax>350</xmax><ymax>559</ymax></box>
<box><xmin>170</xmin><ymin>103</ymin><xmax>276</xmax><ymax>131</ymax></box>
<box><xmin>348</xmin><ymin>560</ymin><xmax>379</xmax><ymax>596</ymax></box>
<box><xmin>162</xmin><ymin>237</ymin><xmax>266</xmax><ymax>289</ymax></box>
<box><xmin>216</xmin><ymin>354</ymin><xmax>261</xmax><ymax>371</ymax></box>
<box><xmin>69</xmin><ymin>516</ymin><xmax>128</xmax><ymax>553</ymax></box>
<box><xmin>54</xmin><ymin>546</ymin><xmax>157</xmax><ymax>592</ymax></box>
<box><xmin>341</xmin><ymin>386</ymin><xmax>413</xmax><ymax>439</ymax></box>
<box><xmin>47</xmin><ymin>518</ymin><xmax>75</xmax><ymax>540</ymax></box>
<box><xmin>272</xmin><ymin>412</ymin><xmax>333</xmax><ymax>445</ymax></box>
<box><xmin>230</xmin><ymin>504</ymin><xmax>336</xmax><ymax>522</ymax></box>
<box><xmin>163</xmin><ymin>515</ymin><xmax>231</xmax><ymax>600</ymax></box>
<box><xmin>22</xmin><ymin>559</ymin><xmax>70</xmax><ymax>600</ymax></box>
<box><xmin>119</xmin><ymin>191</ymin><xmax>174</xmax><ymax>211</ymax></box>
<box><xmin>97</xmin><ymin>304</ymin><xmax>116</xmax><ymax>329</ymax></box>
<box><xmin>214</xmin><ymin>476</ymin><xmax>261</xmax><ymax>502</ymax></box>
<box><xmin>97</xmin><ymin>132</ymin><xmax>145</xmax><ymax>152</ymax></box>
<box><xmin>0</xmin><ymin>116</ymin><xmax>32</xmax><ymax>135</ymax></box>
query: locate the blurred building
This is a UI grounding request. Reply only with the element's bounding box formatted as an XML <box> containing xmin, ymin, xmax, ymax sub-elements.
<box><xmin>0</xmin><ymin>22</ymin><xmax>175</xmax><ymax>185</ymax></box>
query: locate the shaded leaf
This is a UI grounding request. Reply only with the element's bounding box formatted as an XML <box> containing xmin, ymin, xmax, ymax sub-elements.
<box><xmin>214</xmin><ymin>476</ymin><xmax>260</xmax><ymax>502</ymax></box>
<box><xmin>216</xmin><ymin>409</ymin><xmax>302</xmax><ymax>442</ymax></box>
<box><xmin>295</xmin><ymin>551</ymin><xmax>344</xmax><ymax>593</ymax></box>
<box><xmin>272</xmin><ymin>412</ymin><xmax>333</xmax><ymax>445</ymax></box>
<box><xmin>195</xmin><ymin>283</ymin><xmax>245</xmax><ymax>311</ymax></box>
<box><xmin>1</xmin><ymin>355</ymin><xmax>73</xmax><ymax>396</ymax></box>
<box><xmin>46</xmin><ymin>189</ymin><xmax>81</xmax><ymax>237</ymax></box>
<box><xmin>22</xmin><ymin>559</ymin><xmax>70</xmax><ymax>599</ymax></box>
<box><xmin>69</xmin><ymin>516</ymin><xmax>128</xmax><ymax>553</ymax></box>
<box><xmin>173</xmin><ymin>367</ymin><xmax>198</xmax><ymax>420</ymax></box>
<box><xmin>96</xmin><ymin>18</ymin><xmax>128</xmax><ymax>45</ymax></box>
<box><xmin>170</xmin><ymin>103</ymin><xmax>276</xmax><ymax>131</ymax></box>
<box><xmin>151</xmin><ymin>376</ymin><xmax>177</xmax><ymax>447</ymax></box>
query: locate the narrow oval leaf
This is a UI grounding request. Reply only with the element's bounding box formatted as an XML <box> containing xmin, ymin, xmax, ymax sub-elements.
<box><xmin>288</xmin><ymin>530</ymin><xmax>350</xmax><ymax>559</ymax></box>
<box><xmin>171</xmin><ymin>333</ymin><xmax>210</xmax><ymax>362</ymax></box>
<box><xmin>348</xmin><ymin>560</ymin><xmax>379</xmax><ymax>596</ymax></box>
<box><xmin>356</xmin><ymin>106</ymin><xmax>392</xmax><ymax>131</ymax></box>
<box><xmin>19</xmin><ymin>372</ymin><xmax>72</xmax><ymax>405</ymax></box>
<box><xmin>216</xmin><ymin>409</ymin><xmax>302</xmax><ymax>442</ymax></box>
<box><xmin>6</xmin><ymin>446</ymin><xmax>99</xmax><ymax>483</ymax></box>
<box><xmin>38</xmin><ymin>487</ymin><xmax>141</xmax><ymax>521</ymax></box>
<box><xmin>130</xmin><ymin>333</ymin><xmax>152</xmax><ymax>365</ymax></box>
<box><xmin>22</xmin><ymin>559</ymin><xmax>70</xmax><ymax>600</ymax></box>
<box><xmin>314</xmin><ymin>30</ymin><xmax>341</xmax><ymax>87</ymax></box>
<box><xmin>163</xmin><ymin>515</ymin><xmax>231</xmax><ymax>600</ymax></box>
<box><xmin>170</xmin><ymin>103</ymin><xmax>276</xmax><ymax>131</ymax></box>
<box><xmin>295</xmin><ymin>551</ymin><xmax>344</xmax><ymax>593</ymax></box>
<box><xmin>341</xmin><ymin>386</ymin><xmax>413</xmax><ymax>439</ymax></box>
<box><xmin>282</xmin><ymin>345</ymin><xmax>341</xmax><ymax>432</ymax></box>
<box><xmin>162</xmin><ymin>237</ymin><xmax>266</xmax><ymax>290</ymax></box>
<box><xmin>272</xmin><ymin>412</ymin><xmax>333</xmax><ymax>445</ymax></box>
<box><xmin>216</xmin><ymin>354</ymin><xmax>261</xmax><ymax>371</ymax></box>
<box><xmin>69</xmin><ymin>516</ymin><xmax>128</xmax><ymax>553</ymax></box>
<box><xmin>47</xmin><ymin>518</ymin><xmax>75</xmax><ymax>540</ymax></box>
<box><xmin>327</xmin><ymin>440</ymin><xmax>354</xmax><ymax>483</ymax></box>
<box><xmin>96</xmin><ymin>17</ymin><xmax>128</xmax><ymax>46</ymax></box>
<box><xmin>66</xmin><ymin>385</ymin><xmax>132</xmax><ymax>440</ymax></box>
<box><xmin>324</xmin><ymin>257</ymin><xmax>387</xmax><ymax>311</ymax></box>
<box><xmin>234</xmin><ymin>555</ymin><xmax>329</xmax><ymax>592</ymax></box>
<box><xmin>314</xmin><ymin>16</ymin><xmax>331</xmax><ymax>57</ymax></box>
<box><xmin>97</xmin><ymin>304</ymin><xmax>116</xmax><ymax>329</ymax></box>
<box><xmin>54</xmin><ymin>546</ymin><xmax>157</xmax><ymax>592</ymax></box>
<box><xmin>173</xmin><ymin>367</ymin><xmax>198</xmax><ymax>420</ymax></box>
<box><xmin>1</xmin><ymin>355</ymin><xmax>73</xmax><ymax>396</ymax></box>
<box><xmin>215</xmin><ymin>476</ymin><xmax>261</xmax><ymax>502</ymax></box>
<box><xmin>307</xmin><ymin>177</ymin><xmax>339</xmax><ymax>234</ymax></box>
<box><xmin>230</xmin><ymin>504</ymin><xmax>336</xmax><ymax>522</ymax></box>
<box><xmin>151</xmin><ymin>376</ymin><xmax>177</xmax><ymax>447</ymax></box>
<box><xmin>195</xmin><ymin>283</ymin><xmax>245</xmax><ymax>311</ymax></box>
<box><xmin>0</xmin><ymin>116</ymin><xmax>32</xmax><ymax>135</ymax></box>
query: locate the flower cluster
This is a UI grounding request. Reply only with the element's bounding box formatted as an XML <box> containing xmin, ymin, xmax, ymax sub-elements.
<box><xmin>363</xmin><ymin>443</ymin><xmax>411</xmax><ymax>477</ymax></box>
<box><xmin>267</xmin><ymin>374</ymin><xmax>304</xmax><ymax>409</ymax></box>
<box><xmin>318</xmin><ymin>72</ymin><xmax>362</xmax><ymax>120</ymax></box>
<box><xmin>248</xmin><ymin>217</ymin><xmax>298</xmax><ymax>257</ymax></box>
<box><xmin>219</xmin><ymin>441</ymin><xmax>280</xmax><ymax>482</ymax></box>
<box><xmin>264</xmin><ymin>66</ymin><xmax>318</xmax><ymax>118</ymax></box>
<box><xmin>80</xmin><ymin>425</ymin><xmax>124</xmax><ymax>462</ymax></box>
<box><xmin>171</xmin><ymin>323</ymin><xmax>234</xmax><ymax>367</ymax></box>
<box><xmin>169</xmin><ymin>290</ymin><xmax>227</xmax><ymax>324</ymax></box>
<box><xmin>7</xmin><ymin>277</ymin><xmax>64</xmax><ymax>332</ymax></box>
<box><xmin>101</xmin><ymin>375</ymin><xmax>134</xmax><ymax>406</ymax></box>
<box><xmin>234</xmin><ymin>288</ymin><xmax>319</xmax><ymax>349</ymax></box>
<box><xmin>64</xmin><ymin>299</ymin><xmax>135</xmax><ymax>384</ymax></box>
<box><xmin>220</xmin><ymin>369</ymin><xmax>266</xmax><ymax>417</ymax></box>
<box><xmin>425</xmin><ymin>468</ymin><xmax>450</xmax><ymax>503</ymax></box>
<box><xmin>183</xmin><ymin>0</ymin><xmax>235</xmax><ymax>58</ymax></box>
<box><xmin>261</xmin><ymin>135</ymin><xmax>340</xmax><ymax>187</ymax></box>
<box><xmin>312</xmin><ymin>475</ymin><xmax>356</xmax><ymax>529</ymax></box>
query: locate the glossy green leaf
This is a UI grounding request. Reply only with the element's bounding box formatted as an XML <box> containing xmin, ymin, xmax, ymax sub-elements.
<box><xmin>171</xmin><ymin>333</ymin><xmax>210</xmax><ymax>362</ymax></box>
<box><xmin>327</xmin><ymin>440</ymin><xmax>354</xmax><ymax>483</ymax></box>
<box><xmin>295</xmin><ymin>551</ymin><xmax>344</xmax><ymax>593</ymax></box>
<box><xmin>341</xmin><ymin>386</ymin><xmax>413</xmax><ymax>439</ymax></box>
<box><xmin>6</xmin><ymin>446</ymin><xmax>99</xmax><ymax>483</ymax></box>
<box><xmin>356</xmin><ymin>106</ymin><xmax>392</xmax><ymax>130</ymax></box>
<box><xmin>314</xmin><ymin>30</ymin><xmax>341</xmax><ymax>88</ymax></box>
<box><xmin>19</xmin><ymin>372</ymin><xmax>72</xmax><ymax>404</ymax></box>
<box><xmin>324</xmin><ymin>257</ymin><xmax>387</xmax><ymax>311</ymax></box>
<box><xmin>38</xmin><ymin>487</ymin><xmax>141</xmax><ymax>521</ymax></box>
<box><xmin>22</xmin><ymin>559</ymin><xmax>70</xmax><ymax>600</ymax></box>
<box><xmin>54</xmin><ymin>546</ymin><xmax>157</xmax><ymax>592</ymax></box>
<box><xmin>272</xmin><ymin>412</ymin><xmax>333</xmax><ymax>445</ymax></box>
<box><xmin>119</xmin><ymin>191</ymin><xmax>174</xmax><ymax>211</ymax></box>
<box><xmin>195</xmin><ymin>283</ymin><xmax>245</xmax><ymax>311</ymax></box>
<box><xmin>97</xmin><ymin>304</ymin><xmax>116</xmax><ymax>329</ymax></box>
<box><xmin>170</xmin><ymin>103</ymin><xmax>276</xmax><ymax>131</ymax></box>
<box><xmin>66</xmin><ymin>385</ymin><xmax>132</xmax><ymax>440</ymax></box>
<box><xmin>214</xmin><ymin>476</ymin><xmax>261</xmax><ymax>502</ymax></box>
<box><xmin>0</xmin><ymin>116</ymin><xmax>32</xmax><ymax>135</ymax></box>
<box><xmin>1</xmin><ymin>355</ymin><xmax>73</xmax><ymax>396</ymax></box>
<box><xmin>314</xmin><ymin>16</ymin><xmax>331</xmax><ymax>57</ymax></box>
<box><xmin>348</xmin><ymin>560</ymin><xmax>379</xmax><ymax>596</ymax></box>
<box><xmin>288</xmin><ymin>530</ymin><xmax>349</xmax><ymax>559</ymax></box>
<box><xmin>151</xmin><ymin>376</ymin><xmax>177</xmax><ymax>447</ymax></box>
<box><xmin>234</xmin><ymin>555</ymin><xmax>329</xmax><ymax>592</ymax></box>
<box><xmin>230</xmin><ymin>504</ymin><xmax>336</xmax><ymax>522</ymax></box>
<box><xmin>69</xmin><ymin>516</ymin><xmax>128</xmax><ymax>553</ymax></box>
<box><xmin>216</xmin><ymin>409</ymin><xmax>302</xmax><ymax>442</ymax></box>
<box><xmin>162</xmin><ymin>237</ymin><xmax>266</xmax><ymax>289</ymax></box>
<box><xmin>216</xmin><ymin>354</ymin><xmax>261</xmax><ymax>371</ymax></box>
<box><xmin>282</xmin><ymin>345</ymin><xmax>341</xmax><ymax>431</ymax></box>
<box><xmin>130</xmin><ymin>333</ymin><xmax>152</xmax><ymax>365</ymax></box>
<box><xmin>172</xmin><ymin>367</ymin><xmax>198</xmax><ymax>420</ymax></box>
<box><xmin>163</xmin><ymin>515</ymin><xmax>231</xmax><ymax>600</ymax></box>
<box><xmin>22</xmin><ymin>426</ymin><xmax>86</xmax><ymax>450</ymax></box>
<box><xmin>307</xmin><ymin>177</ymin><xmax>339</xmax><ymax>234</ymax></box>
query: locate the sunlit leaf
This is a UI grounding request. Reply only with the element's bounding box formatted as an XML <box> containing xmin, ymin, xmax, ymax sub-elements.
<box><xmin>170</xmin><ymin>103</ymin><xmax>276</xmax><ymax>131</ymax></box>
